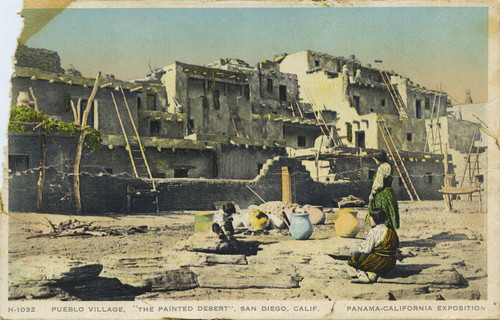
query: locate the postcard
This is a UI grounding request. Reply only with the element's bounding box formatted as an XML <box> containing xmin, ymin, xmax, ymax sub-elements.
<box><xmin>1</xmin><ymin>0</ymin><xmax>499</xmax><ymax>319</ymax></box>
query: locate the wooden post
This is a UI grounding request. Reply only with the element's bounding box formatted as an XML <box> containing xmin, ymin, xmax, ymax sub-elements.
<box><xmin>443</xmin><ymin>143</ymin><xmax>452</xmax><ymax>212</ymax></box>
<box><xmin>74</xmin><ymin>72</ymin><xmax>101</xmax><ymax>215</ymax></box>
<box><xmin>36</xmin><ymin>134</ymin><xmax>46</xmax><ymax>212</ymax></box>
<box><xmin>315</xmin><ymin>136</ymin><xmax>323</xmax><ymax>182</ymax></box>
<box><xmin>29</xmin><ymin>87</ymin><xmax>39</xmax><ymax>112</ymax></box>
<box><xmin>281</xmin><ymin>167</ymin><xmax>292</xmax><ymax>203</ymax></box>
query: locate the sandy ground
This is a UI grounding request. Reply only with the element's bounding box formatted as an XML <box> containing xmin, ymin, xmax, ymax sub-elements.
<box><xmin>8</xmin><ymin>200</ymin><xmax>487</xmax><ymax>301</ymax></box>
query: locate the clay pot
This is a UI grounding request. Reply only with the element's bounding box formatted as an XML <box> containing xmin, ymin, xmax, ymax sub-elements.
<box><xmin>194</xmin><ymin>212</ymin><xmax>215</xmax><ymax>233</ymax></box>
<box><xmin>289</xmin><ymin>212</ymin><xmax>313</xmax><ymax>240</ymax></box>
<box><xmin>306</xmin><ymin>205</ymin><xmax>326</xmax><ymax>225</ymax></box>
<box><xmin>335</xmin><ymin>209</ymin><xmax>359</xmax><ymax>237</ymax></box>
<box><xmin>249</xmin><ymin>210</ymin><xmax>270</xmax><ymax>230</ymax></box>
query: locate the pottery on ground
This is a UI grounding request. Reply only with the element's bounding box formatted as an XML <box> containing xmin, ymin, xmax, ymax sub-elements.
<box><xmin>194</xmin><ymin>212</ymin><xmax>214</xmax><ymax>233</ymax></box>
<box><xmin>289</xmin><ymin>212</ymin><xmax>313</xmax><ymax>240</ymax></box>
<box><xmin>249</xmin><ymin>210</ymin><xmax>270</xmax><ymax>230</ymax></box>
<box><xmin>306</xmin><ymin>205</ymin><xmax>326</xmax><ymax>225</ymax></box>
<box><xmin>334</xmin><ymin>209</ymin><xmax>359</xmax><ymax>237</ymax></box>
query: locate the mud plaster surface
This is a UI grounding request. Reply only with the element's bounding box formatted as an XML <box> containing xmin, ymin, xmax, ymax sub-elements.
<box><xmin>8</xmin><ymin>200</ymin><xmax>487</xmax><ymax>301</ymax></box>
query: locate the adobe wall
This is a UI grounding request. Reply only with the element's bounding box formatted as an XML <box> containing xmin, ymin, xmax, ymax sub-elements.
<box><xmin>8</xmin><ymin>147</ymin><xmax>446</xmax><ymax>214</ymax></box>
<box><xmin>10</xmin><ymin>77</ymin><xmax>140</xmax><ymax>136</ymax></box>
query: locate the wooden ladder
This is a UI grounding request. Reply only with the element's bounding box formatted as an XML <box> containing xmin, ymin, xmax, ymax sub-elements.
<box><xmin>302</xmin><ymin>87</ymin><xmax>344</xmax><ymax>147</ymax></box>
<box><xmin>377</xmin><ymin>120</ymin><xmax>420</xmax><ymax>201</ymax></box>
<box><xmin>111</xmin><ymin>88</ymin><xmax>159</xmax><ymax>213</ymax></box>
<box><xmin>379</xmin><ymin>70</ymin><xmax>408</xmax><ymax>119</ymax></box>
<box><xmin>457</xmin><ymin>127</ymin><xmax>482</xmax><ymax>201</ymax></box>
<box><xmin>229</xmin><ymin>106</ymin><xmax>249</xmax><ymax>138</ymax></box>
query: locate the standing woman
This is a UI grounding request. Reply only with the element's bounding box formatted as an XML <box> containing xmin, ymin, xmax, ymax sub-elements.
<box><xmin>367</xmin><ymin>151</ymin><xmax>400</xmax><ymax>229</ymax></box>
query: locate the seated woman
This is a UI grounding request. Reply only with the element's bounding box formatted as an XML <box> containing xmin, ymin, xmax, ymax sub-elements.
<box><xmin>347</xmin><ymin>209</ymin><xmax>399</xmax><ymax>283</ymax></box>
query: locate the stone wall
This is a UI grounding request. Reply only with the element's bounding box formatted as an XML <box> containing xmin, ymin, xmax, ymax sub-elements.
<box><xmin>15</xmin><ymin>46</ymin><xmax>65</xmax><ymax>74</ymax></box>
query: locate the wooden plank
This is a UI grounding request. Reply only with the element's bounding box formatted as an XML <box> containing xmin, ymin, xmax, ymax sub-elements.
<box><xmin>439</xmin><ymin>187</ymin><xmax>482</xmax><ymax>195</ymax></box>
<box><xmin>281</xmin><ymin>166</ymin><xmax>292</xmax><ymax>203</ymax></box>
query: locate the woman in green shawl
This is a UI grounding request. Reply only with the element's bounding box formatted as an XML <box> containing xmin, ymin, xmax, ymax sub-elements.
<box><xmin>366</xmin><ymin>151</ymin><xmax>400</xmax><ymax>229</ymax></box>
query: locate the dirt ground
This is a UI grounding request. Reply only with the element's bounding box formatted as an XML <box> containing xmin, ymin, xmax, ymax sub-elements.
<box><xmin>8</xmin><ymin>200</ymin><xmax>487</xmax><ymax>301</ymax></box>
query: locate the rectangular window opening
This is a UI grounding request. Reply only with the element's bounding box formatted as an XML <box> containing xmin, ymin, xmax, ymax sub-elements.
<box><xmin>9</xmin><ymin>155</ymin><xmax>29</xmax><ymax>173</ymax></box>
<box><xmin>146</xmin><ymin>94</ymin><xmax>156</xmax><ymax>111</ymax></box>
<box><xmin>297</xmin><ymin>136</ymin><xmax>306</xmax><ymax>147</ymax></box>
<box><xmin>406</xmin><ymin>133</ymin><xmax>413</xmax><ymax>141</ymax></box>
<box><xmin>381</xmin><ymin>99</ymin><xmax>386</xmax><ymax>107</ymax></box>
<box><xmin>267</xmin><ymin>79</ymin><xmax>273</xmax><ymax>93</ymax></box>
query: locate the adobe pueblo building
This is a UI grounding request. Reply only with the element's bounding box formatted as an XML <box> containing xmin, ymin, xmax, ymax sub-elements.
<box><xmin>8</xmin><ymin>46</ymin><xmax>486</xmax><ymax>214</ymax></box>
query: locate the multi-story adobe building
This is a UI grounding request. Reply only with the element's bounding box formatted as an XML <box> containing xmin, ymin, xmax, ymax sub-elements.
<box><xmin>7</xmin><ymin>46</ymin><xmax>483</xmax><ymax>213</ymax></box>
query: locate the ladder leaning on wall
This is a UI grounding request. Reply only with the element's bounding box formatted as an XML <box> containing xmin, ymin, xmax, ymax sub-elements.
<box><xmin>111</xmin><ymin>87</ymin><xmax>159</xmax><ymax>213</ymax></box>
<box><xmin>377</xmin><ymin>120</ymin><xmax>421</xmax><ymax>201</ymax></box>
<box><xmin>301</xmin><ymin>87</ymin><xmax>344</xmax><ymax>147</ymax></box>
<box><xmin>379</xmin><ymin>70</ymin><xmax>408</xmax><ymax>119</ymax></box>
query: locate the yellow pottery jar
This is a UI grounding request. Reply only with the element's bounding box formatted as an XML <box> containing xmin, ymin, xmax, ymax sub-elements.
<box><xmin>335</xmin><ymin>209</ymin><xmax>359</xmax><ymax>237</ymax></box>
<box><xmin>249</xmin><ymin>210</ymin><xmax>270</xmax><ymax>230</ymax></box>
<box><xmin>194</xmin><ymin>212</ymin><xmax>215</xmax><ymax>233</ymax></box>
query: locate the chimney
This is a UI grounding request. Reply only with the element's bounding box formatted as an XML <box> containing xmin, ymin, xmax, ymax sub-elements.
<box><xmin>465</xmin><ymin>90</ymin><xmax>473</xmax><ymax>104</ymax></box>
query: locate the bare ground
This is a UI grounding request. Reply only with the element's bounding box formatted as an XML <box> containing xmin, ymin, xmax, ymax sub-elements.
<box><xmin>8</xmin><ymin>200</ymin><xmax>487</xmax><ymax>301</ymax></box>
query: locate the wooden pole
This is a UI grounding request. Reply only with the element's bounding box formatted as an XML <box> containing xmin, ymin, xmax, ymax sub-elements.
<box><xmin>29</xmin><ymin>87</ymin><xmax>39</xmax><ymax>112</ymax></box>
<box><xmin>74</xmin><ymin>72</ymin><xmax>101</xmax><ymax>215</ymax></box>
<box><xmin>443</xmin><ymin>143</ymin><xmax>452</xmax><ymax>212</ymax></box>
<box><xmin>246</xmin><ymin>185</ymin><xmax>265</xmax><ymax>203</ymax></box>
<box><xmin>119</xmin><ymin>86</ymin><xmax>156</xmax><ymax>191</ymax></box>
<box><xmin>111</xmin><ymin>92</ymin><xmax>138</xmax><ymax>178</ymax></box>
<box><xmin>315</xmin><ymin>135</ymin><xmax>323</xmax><ymax>182</ymax></box>
<box><xmin>36</xmin><ymin>134</ymin><xmax>46</xmax><ymax>212</ymax></box>
<box><xmin>70</xmin><ymin>100</ymin><xmax>79</xmax><ymax>124</ymax></box>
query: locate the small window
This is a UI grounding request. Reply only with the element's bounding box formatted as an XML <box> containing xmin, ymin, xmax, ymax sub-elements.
<box><xmin>381</xmin><ymin>99</ymin><xmax>386</xmax><ymax>107</ymax></box>
<box><xmin>174</xmin><ymin>168</ymin><xmax>189</xmax><ymax>178</ymax></box>
<box><xmin>146</xmin><ymin>94</ymin><xmax>156</xmax><ymax>111</ymax></box>
<box><xmin>257</xmin><ymin>163</ymin><xmax>263</xmax><ymax>173</ymax></box>
<box><xmin>426</xmin><ymin>172</ymin><xmax>433</xmax><ymax>183</ymax></box>
<box><xmin>63</xmin><ymin>93</ymin><xmax>71</xmax><ymax>112</ymax></box>
<box><xmin>244</xmin><ymin>84</ymin><xmax>250</xmax><ymax>100</ymax></box>
<box><xmin>370</xmin><ymin>108</ymin><xmax>375</xmax><ymax>112</ymax></box>
<box><xmin>406</xmin><ymin>133</ymin><xmax>413</xmax><ymax>141</ymax></box>
<box><xmin>297</xmin><ymin>136</ymin><xmax>306</xmax><ymax>147</ymax></box>
<box><xmin>9</xmin><ymin>155</ymin><xmax>29</xmax><ymax>173</ymax></box>
<box><xmin>150</xmin><ymin>120</ymin><xmax>160</xmax><ymax>136</ymax></box>
<box><xmin>267</xmin><ymin>79</ymin><xmax>273</xmax><ymax>93</ymax></box>
<box><xmin>315</xmin><ymin>60</ymin><xmax>320</xmax><ymax>67</ymax></box>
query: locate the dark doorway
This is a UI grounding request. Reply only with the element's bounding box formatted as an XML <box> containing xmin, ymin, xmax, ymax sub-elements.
<box><xmin>150</xmin><ymin>120</ymin><xmax>160</xmax><ymax>136</ymax></box>
<box><xmin>416</xmin><ymin>100</ymin><xmax>422</xmax><ymax>119</ymax></box>
<box><xmin>279</xmin><ymin>85</ymin><xmax>287</xmax><ymax>101</ymax></box>
<box><xmin>174</xmin><ymin>168</ymin><xmax>189</xmax><ymax>178</ymax></box>
<box><xmin>355</xmin><ymin>131</ymin><xmax>366</xmax><ymax>148</ymax></box>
